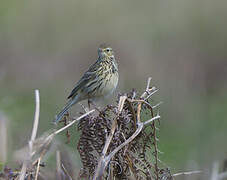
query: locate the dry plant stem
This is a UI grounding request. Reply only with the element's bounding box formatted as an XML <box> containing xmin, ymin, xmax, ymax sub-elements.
<box><xmin>126</xmin><ymin>99</ymin><xmax>137</xmax><ymax>129</ymax></box>
<box><xmin>54</xmin><ymin>109</ymin><xmax>95</xmax><ymax>135</ymax></box>
<box><xmin>135</xmin><ymin>78</ymin><xmax>159</xmax><ymax>179</ymax></box>
<box><xmin>93</xmin><ymin>77</ymin><xmax>161</xmax><ymax>180</ymax></box>
<box><xmin>34</xmin><ymin>157</ymin><xmax>41</xmax><ymax>180</ymax></box>
<box><xmin>93</xmin><ymin>96</ymin><xmax>127</xmax><ymax>180</ymax></box>
<box><xmin>56</xmin><ymin>150</ymin><xmax>62</xmax><ymax>180</ymax></box>
<box><xmin>137</xmin><ymin>77</ymin><xmax>153</xmax><ymax>123</ymax></box>
<box><xmin>107</xmin><ymin>115</ymin><xmax>160</xmax><ymax>161</ymax></box>
<box><xmin>137</xmin><ymin>103</ymin><xmax>142</xmax><ymax>123</ymax></box>
<box><xmin>61</xmin><ymin>163</ymin><xmax>73</xmax><ymax>180</ymax></box>
<box><xmin>30</xmin><ymin>90</ymin><xmax>40</xmax><ymax>152</ymax></box>
<box><xmin>143</xmin><ymin>78</ymin><xmax>159</xmax><ymax>179</ymax></box>
<box><xmin>16</xmin><ymin>90</ymin><xmax>95</xmax><ymax>180</ymax></box>
<box><xmin>172</xmin><ymin>170</ymin><xmax>203</xmax><ymax>177</ymax></box>
<box><xmin>152</xmin><ymin>120</ymin><xmax>159</xmax><ymax>180</ymax></box>
<box><xmin>152</xmin><ymin>101</ymin><xmax>163</xmax><ymax>109</ymax></box>
<box><xmin>129</xmin><ymin>99</ymin><xmax>153</xmax><ymax>109</ymax></box>
<box><xmin>31</xmin><ymin>109</ymin><xmax>95</xmax><ymax>168</ymax></box>
<box><xmin>144</xmin><ymin>89</ymin><xmax>159</xmax><ymax>101</ymax></box>
<box><xmin>19</xmin><ymin>162</ymin><xmax>27</xmax><ymax>180</ymax></box>
<box><xmin>107</xmin><ymin>122</ymin><xmax>143</xmax><ymax>162</ymax></box>
<box><xmin>32</xmin><ymin>142</ymin><xmax>50</xmax><ymax>167</ymax></box>
<box><xmin>19</xmin><ymin>90</ymin><xmax>40</xmax><ymax>180</ymax></box>
<box><xmin>141</xmin><ymin>77</ymin><xmax>152</xmax><ymax>98</ymax></box>
<box><xmin>93</xmin><ymin>113</ymin><xmax>160</xmax><ymax>179</ymax></box>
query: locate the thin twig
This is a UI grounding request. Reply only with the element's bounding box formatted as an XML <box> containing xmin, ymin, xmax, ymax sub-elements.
<box><xmin>141</xmin><ymin>77</ymin><xmax>152</xmax><ymax>98</ymax></box>
<box><xmin>152</xmin><ymin>101</ymin><xmax>163</xmax><ymax>109</ymax></box>
<box><xmin>144</xmin><ymin>88</ymin><xmax>158</xmax><ymax>101</ymax></box>
<box><xmin>143</xmin><ymin>114</ymin><xmax>160</xmax><ymax>125</ymax></box>
<box><xmin>53</xmin><ymin>109</ymin><xmax>95</xmax><ymax>136</ymax></box>
<box><xmin>172</xmin><ymin>170</ymin><xmax>203</xmax><ymax>177</ymax></box>
<box><xmin>137</xmin><ymin>78</ymin><xmax>154</xmax><ymax>124</ymax></box>
<box><xmin>106</xmin><ymin>122</ymin><xmax>143</xmax><ymax>162</ymax></box>
<box><xmin>61</xmin><ymin>163</ymin><xmax>73</xmax><ymax>180</ymax></box>
<box><xmin>34</xmin><ymin>157</ymin><xmax>41</xmax><ymax>180</ymax></box>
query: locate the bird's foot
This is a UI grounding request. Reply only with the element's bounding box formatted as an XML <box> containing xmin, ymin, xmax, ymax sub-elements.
<box><xmin>88</xmin><ymin>99</ymin><xmax>101</xmax><ymax>113</ymax></box>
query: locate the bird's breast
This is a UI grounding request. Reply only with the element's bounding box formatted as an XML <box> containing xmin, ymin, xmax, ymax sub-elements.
<box><xmin>93</xmin><ymin>71</ymin><xmax>118</xmax><ymax>98</ymax></box>
<box><xmin>103</xmin><ymin>71</ymin><xmax>119</xmax><ymax>96</ymax></box>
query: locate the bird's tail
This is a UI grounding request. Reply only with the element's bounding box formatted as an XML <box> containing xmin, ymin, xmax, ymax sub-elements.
<box><xmin>53</xmin><ymin>97</ymin><xmax>78</xmax><ymax>124</ymax></box>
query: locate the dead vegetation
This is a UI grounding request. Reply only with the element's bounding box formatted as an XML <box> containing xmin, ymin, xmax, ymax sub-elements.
<box><xmin>2</xmin><ymin>78</ymin><xmax>225</xmax><ymax>179</ymax></box>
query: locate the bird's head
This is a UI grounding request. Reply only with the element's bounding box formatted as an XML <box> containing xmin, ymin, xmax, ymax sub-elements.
<box><xmin>98</xmin><ymin>44</ymin><xmax>114</xmax><ymax>59</ymax></box>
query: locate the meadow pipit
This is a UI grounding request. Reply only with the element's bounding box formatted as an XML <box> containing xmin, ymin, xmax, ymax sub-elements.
<box><xmin>54</xmin><ymin>44</ymin><xmax>119</xmax><ymax>123</ymax></box>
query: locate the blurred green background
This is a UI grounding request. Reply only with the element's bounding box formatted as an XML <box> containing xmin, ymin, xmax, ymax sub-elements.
<box><xmin>0</xmin><ymin>0</ymin><xmax>227</xmax><ymax>177</ymax></box>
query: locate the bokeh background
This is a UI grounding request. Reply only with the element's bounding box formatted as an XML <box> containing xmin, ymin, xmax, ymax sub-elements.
<box><xmin>1</xmin><ymin>0</ymin><xmax>227</xmax><ymax>178</ymax></box>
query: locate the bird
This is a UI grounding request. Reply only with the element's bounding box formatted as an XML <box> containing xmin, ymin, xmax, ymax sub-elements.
<box><xmin>53</xmin><ymin>44</ymin><xmax>119</xmax><ymax>124</ymax></box>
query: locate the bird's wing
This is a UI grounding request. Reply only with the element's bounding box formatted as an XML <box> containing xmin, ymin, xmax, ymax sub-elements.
<box><xmin>67</xmin><ymin>61</ymin><xmax>100</xmax><ymax>99</ymax></box>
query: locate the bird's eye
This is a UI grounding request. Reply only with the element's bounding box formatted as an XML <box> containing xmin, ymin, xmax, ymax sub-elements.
<box><xmin>106</xmin><ymin>49</ymin><xmax>110</xmax><ymax>52</ymax></box>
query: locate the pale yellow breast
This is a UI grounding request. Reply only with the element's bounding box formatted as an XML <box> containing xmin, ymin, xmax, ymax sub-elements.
<box><xmin>97</xmin><ymin>72</ymin><xmax>119</xmax><ymax>97</ymax></box>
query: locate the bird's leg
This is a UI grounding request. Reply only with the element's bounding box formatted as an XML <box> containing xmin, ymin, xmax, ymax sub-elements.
<box><xmin>59</xmin><ymin>111</ymin><xmax>70</xmax><ymax>123</ymax></box>
<box><xmin>89</xmin><ymin>100</ymin><xmax>106</xmax><ymax>119</ymax></box>
<box><xmin>64</xmin><ymin>112</ymin><xmax>71</xmax><ymax>144</ymax></box>
<box><xmin>88</xmin><ymin>99</ymin><xmax>99</xmax><ymax>111</ymax></box>
<box><xmin>88</xmin><ymin>99</ymin><xmax>91</xmax><ymax>110</ymax></box>
<box><xmin>89</xmin><ymin>100</ymin><xmax>102</xmax><ymax>113</ymax></box>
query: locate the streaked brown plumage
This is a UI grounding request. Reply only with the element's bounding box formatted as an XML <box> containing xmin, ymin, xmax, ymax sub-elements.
<box><xmin>54</xmin><ymin>44</ymin><xmax>119</xmax><ymax>123</ymax></box>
